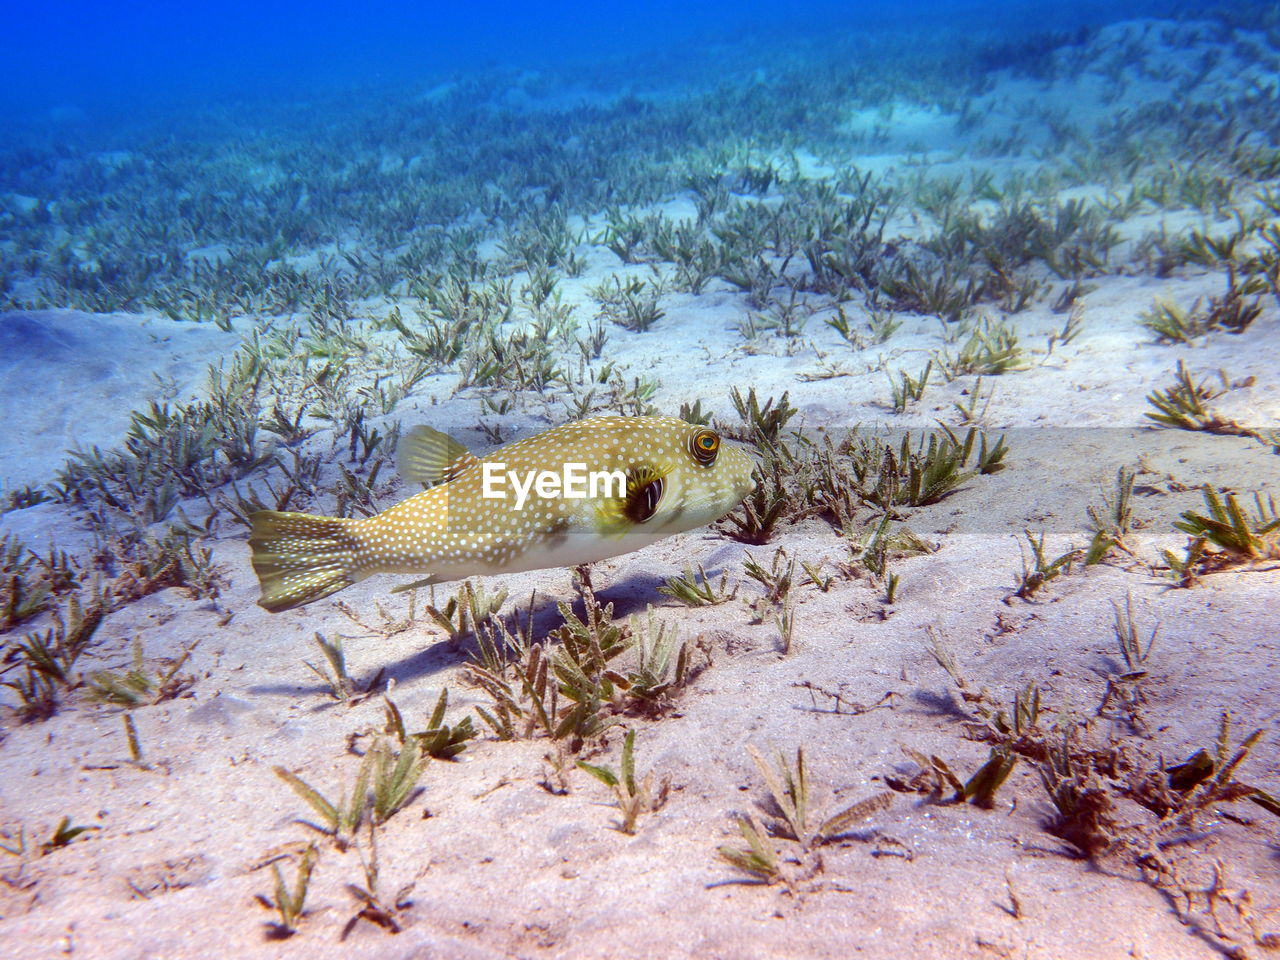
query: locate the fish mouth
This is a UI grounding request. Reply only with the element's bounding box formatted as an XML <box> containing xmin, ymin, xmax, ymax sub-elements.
<box><xmin>664</xmin><ymin>485</ymin><xmax>751</xmax><ymax>529</ymax></box>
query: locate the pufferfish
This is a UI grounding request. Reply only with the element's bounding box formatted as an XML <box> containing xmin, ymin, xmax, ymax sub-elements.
<box><xmin>249</xmin><ymin>415</ymin><xmax>757</xmax><ymax>612</ymax></box>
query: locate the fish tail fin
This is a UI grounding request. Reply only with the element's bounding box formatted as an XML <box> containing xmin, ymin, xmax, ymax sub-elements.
<box><xmin>249</xmin><ymin>510</ymin><xmax>364</xmax><ymax>612</ymax></box>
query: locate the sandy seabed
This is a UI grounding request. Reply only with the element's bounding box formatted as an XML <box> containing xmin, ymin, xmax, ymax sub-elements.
<box><xmin>1</xmin><ymin>15</ymin><xmax>1279</xmax><ymax>960</ymax></box>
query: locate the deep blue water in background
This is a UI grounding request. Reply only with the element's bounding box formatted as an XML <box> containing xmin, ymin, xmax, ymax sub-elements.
<box><xmin>3</xmin><ymin>0</ymin><xmax>1201</xmax><ymax>131</ymax></box>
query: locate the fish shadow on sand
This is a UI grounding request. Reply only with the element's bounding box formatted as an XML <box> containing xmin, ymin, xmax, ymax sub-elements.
<box><xmin>909</xmin><ymin>686</ymin><xmax>971</xmax><ymax>721</ymax></box>
<box><xmin>592</xmin><ymin>571</ymin><xmax>674</xmax><ymax>619</ymax></box>
<box><xmin>247</xmin><ymin>566</ymin><xmax>721</xmax><ymax>697</ymax></box>
<box><xmin>374</xmin><ymin>635</ymin><xmax>483</xmax><ymax>689</ymax></box>
<box><xmin>593</xmin><ymin>563</ymin><xmax>735</xmax><ymax>619</ymax></box>
<box><xmin>246</xmin><ymin>636</ymin><xmax>465</xmax><ymax>704</ymax></box>
<box><xmin>338</xmin><ymin>591</ymin><xmax>572</xmax><ymax>689</ymax></box>
<box><xmin>244</xmin><ymin>677</ymin><xmax>388</xmax><ymax>709</ymax></box>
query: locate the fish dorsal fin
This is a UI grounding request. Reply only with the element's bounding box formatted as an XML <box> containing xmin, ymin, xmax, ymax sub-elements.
<box><xmin>396</xmin><ymin>425</ymin><xmax>480</xmax><ymax>487</ymax></box>
<box><xmin>594</xmin><ymin>462</ymin><xmax>669</xmax><ymax>535</ymax></box>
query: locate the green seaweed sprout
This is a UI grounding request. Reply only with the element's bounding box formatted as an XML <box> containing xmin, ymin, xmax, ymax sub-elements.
<box><xmin>87</xmin><ymin>638</ymin><xmax>200</xmax><ymax>708</ymax></box>
<box><xmin>577</xmin><ymin>730</ymin><xmax>670</xmax><ymax>834</ymax></box>
<box><xmin>383</xmin><ymin>689</ymin><xmax>476</xmax><ymax>760</ymax></box>
<box><xmin>718</xmin><ymin>745</ymin><xmax>894</xmax><ymax>889</ymax></box>
<box><xmin>1162</xmin><ymin>486</ymin><xmax>1279</xmax><ymax>585</ymax></box>
<box><xmin>259</xmin><ymin>844</ymin><xmax>318</xmax><ymax>938</ymax></box>
<box><xmin>658</xmin><ymin>564</ymin><xmax>737</xmax><ymax>606</ymax></box>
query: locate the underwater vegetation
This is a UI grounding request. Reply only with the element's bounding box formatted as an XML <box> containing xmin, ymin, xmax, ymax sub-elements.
<box><xmin>1</xmin><ymin>3</ymin><xmax>1279</xmax><ymax>956</ymax></box>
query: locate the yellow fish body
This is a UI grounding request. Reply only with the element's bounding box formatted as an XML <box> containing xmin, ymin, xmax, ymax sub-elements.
<box><xmin>249</xmin><ymin>415</ymin><xmax>756</xmax><ymax>612</ymax></box>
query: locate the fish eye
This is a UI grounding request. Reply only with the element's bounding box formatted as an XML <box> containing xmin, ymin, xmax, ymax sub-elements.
<box><xmin>690</xmin><ymin>429</ymin><xmax>720</xmax><ymax>465</ymax></box>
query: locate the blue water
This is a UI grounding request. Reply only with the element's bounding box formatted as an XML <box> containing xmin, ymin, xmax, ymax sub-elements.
<box><xmin>4</xmin><ymin>0</ymin><xmax>1198</xmax><ymax>126</ymax></box>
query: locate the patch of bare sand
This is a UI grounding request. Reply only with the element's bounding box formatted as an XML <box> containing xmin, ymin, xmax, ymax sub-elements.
<box><xmin>0</xmin><ymin>310</ymin><xmax>240</xmax><ymax>493</ymax></box>
<box><xmin>1</xmin><ymin>259</ymin><xmax>1277</xmax><ymax>959</ymax></box>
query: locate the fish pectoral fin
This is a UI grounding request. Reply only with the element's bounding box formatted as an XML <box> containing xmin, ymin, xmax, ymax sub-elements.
<box><xmin>390</xmin><ymin>575</ymin><xmax>445</xmax><ymax>594</ymax></box>
<box><xmin>593</xmin><ymin>461</ymin><xmax>670</xmax><ymax>534</ymax></box>
<box><xmin>396</xmin><ymin>424</ymin><xmax>480</xmax><ymax>488</ymax></box>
